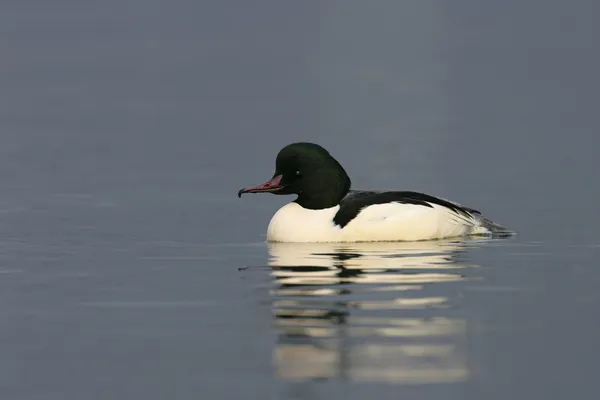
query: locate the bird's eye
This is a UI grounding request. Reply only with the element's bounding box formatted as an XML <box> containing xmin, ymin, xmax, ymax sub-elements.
<box><xmin>295</xmin><ymin>170</ymin><xmax>302</xmax><ymax>176</ymax></box>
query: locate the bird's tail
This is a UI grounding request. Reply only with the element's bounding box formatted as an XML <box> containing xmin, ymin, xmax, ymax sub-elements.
<box><xmin>477</xmin><ymin>216</ymin><xmax>515</xmax><ymax>237</ymax></box>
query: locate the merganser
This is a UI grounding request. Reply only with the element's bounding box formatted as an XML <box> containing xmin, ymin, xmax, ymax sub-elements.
<box><xmin>238</xmin><ymin>142</ymin><xmax>512</xmax><ymax>242</ymax></box>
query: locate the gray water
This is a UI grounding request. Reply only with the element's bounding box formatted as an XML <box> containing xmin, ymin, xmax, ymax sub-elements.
<box><xmin>1</xmin><ymin>1</ymin><xmax>599</xmax><ymax>399</ymax></box>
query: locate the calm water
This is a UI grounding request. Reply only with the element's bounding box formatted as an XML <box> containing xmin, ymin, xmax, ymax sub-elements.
<box><xmin>1</xmin><ymin>1</ymin><xmax>600</xmax><ymax>399</ymax></box>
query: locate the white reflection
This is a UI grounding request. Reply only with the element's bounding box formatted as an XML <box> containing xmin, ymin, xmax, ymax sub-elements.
<box><xmin>268</xmin><ymin>240</ymin><xmax>476</xmax><ymax>384</ymax></box>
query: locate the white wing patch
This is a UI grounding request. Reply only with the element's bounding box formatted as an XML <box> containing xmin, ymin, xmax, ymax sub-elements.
<box><xmin>340</xmin><ymin>201</ymin><xmax>482</xmax><ymax>242</ymax></box>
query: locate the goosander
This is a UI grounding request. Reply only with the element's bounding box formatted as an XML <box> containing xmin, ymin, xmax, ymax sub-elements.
<box><xmin>238</xmin><ymin>142</ymin><xmax>512</xmax><ymax>242</ymax></box>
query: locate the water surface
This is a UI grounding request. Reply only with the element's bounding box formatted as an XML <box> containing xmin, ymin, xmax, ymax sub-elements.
<box><xmin>1</xmin><ymin>1</ymin><xmax>600</xmax><ymax>399</ymax></box>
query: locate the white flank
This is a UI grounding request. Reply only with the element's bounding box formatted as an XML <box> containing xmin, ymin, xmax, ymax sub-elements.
<box><xmin>266</xmin><ymin>202</ymin><xmax>490</xmax><ymax>243</ymax></box>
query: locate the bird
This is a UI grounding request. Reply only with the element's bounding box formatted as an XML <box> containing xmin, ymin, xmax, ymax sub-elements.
<box><xmin>238</xmin><ymin>142</ymin><xmax>512</xmax><ymax>242</ymax></box>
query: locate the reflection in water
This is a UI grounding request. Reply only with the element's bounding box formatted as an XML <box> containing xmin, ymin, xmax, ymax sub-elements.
<box><xmin>268</xmin><ymin>241</ymin><xmax>479</xmax><ymax>384</ymax></box>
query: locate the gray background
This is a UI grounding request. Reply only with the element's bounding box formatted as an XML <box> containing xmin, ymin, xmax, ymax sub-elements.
<box><xmin>1</xmin><ymin>1</ymin><xmax>599</xmax><ymax>399</ymax></box>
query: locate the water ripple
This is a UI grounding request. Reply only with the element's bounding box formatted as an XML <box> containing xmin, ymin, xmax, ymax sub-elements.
<box><xmin>267</xmin><ymin>240</ymin><xmax>479</xmax><ymax>384</ymax></box>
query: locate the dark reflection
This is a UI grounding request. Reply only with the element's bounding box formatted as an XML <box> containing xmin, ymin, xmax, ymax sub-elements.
<box><xmin>268</xmin><ymin>241</ymin><xmax>480</xmax><ymax>384</ymax></box>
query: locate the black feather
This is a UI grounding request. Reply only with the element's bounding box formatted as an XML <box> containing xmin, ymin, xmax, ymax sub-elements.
<box><xmin>333</xmin><ymin>190</ymin><xmax>477</xmax><ymax>228</ymax></box>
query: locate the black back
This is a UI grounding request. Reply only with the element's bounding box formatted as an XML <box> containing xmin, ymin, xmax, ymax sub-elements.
<box><xmin>332</xmin><ymin>190</ymin><xmax>479</xmax><ymax>228</ymax></box>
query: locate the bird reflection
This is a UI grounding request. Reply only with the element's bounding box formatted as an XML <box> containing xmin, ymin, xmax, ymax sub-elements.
<box><xmin>268</xmin><ymin>240</ymin><xmax>478</xmax><ymax>384</ymax></box>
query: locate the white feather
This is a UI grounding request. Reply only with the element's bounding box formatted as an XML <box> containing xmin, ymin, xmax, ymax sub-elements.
<box><xmin>266</xmin><ymin>201</ymin><xmax>491</xmax><ymax>243</ymax></box>
<box><xmin>267</xmin><ymin>203</ymin><xmax>341</xmax><ymax>242</ymax></box>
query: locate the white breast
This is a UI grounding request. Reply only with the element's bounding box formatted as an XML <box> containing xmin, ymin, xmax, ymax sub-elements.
<box><xmin>266</xmin><ymin>201</ymin><xmax>489</xmax><ymax>243</ymax></box>
<box><xmin>267</xmin><ymin>203</ymin><xmax>342</xmax><ymax>242</ymax></box>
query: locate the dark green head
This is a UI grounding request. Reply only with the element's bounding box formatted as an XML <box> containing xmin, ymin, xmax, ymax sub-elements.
<box><xmin>238</xmin><ymin>142</ymin><xmax>351</xmax><ymax>209</ymax></box>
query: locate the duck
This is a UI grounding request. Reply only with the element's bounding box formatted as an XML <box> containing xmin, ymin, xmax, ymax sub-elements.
<box><xmin>238</xmin><ymin>142</ymin><xmax>512</xmax><ymax>242</ymax></box>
